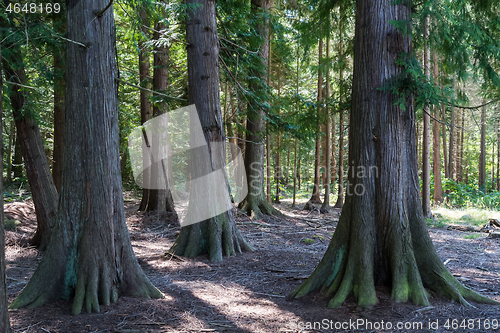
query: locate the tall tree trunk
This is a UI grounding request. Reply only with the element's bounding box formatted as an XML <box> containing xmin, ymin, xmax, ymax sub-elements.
<box><xmin>239</xmin><ymin>0</ymin><xmax>280</xmax><ymax>218</ymax></box>
<box><xmin>10</xmin><ymin>0</ymin><xmax>162</xmax><ymax>313</ymax></box>
<box><xmin>52</xmin><ymin>16</ymin><xmax>66</xmax><ymax>193</ymax></box>
<box><xmin>334</xmin><ymin>12</ymin><xmax>344</xmax><ymax>209</ymax></box>
<box><xmin>137</xmin><ymin>14</ymin><xmax>153</xmax><ymax>212</ymax></box>
<box><xmin>2</xmin><ymin>41</ymin><xmax>58</xmax><ymax>251</ymax></box>
<box><xmin>293</xmin><ymin>139</ymin><xmax>298</xmax><ymax>207</ymax></box>
<box><xmin>305</xmin><ymin>38</ymin><xmax>323</xmax><ymax>209</ymax></box>
<box><xmin>0</xmin><ymin>42</ymin><xmax>12</xmax><ymax>333</ymax></box>
<box><xmin>290</xmin><ymin>0</ymin><xmax>497</xmax><ymax>308</ymax></box>
<box><xmin>293</xmin><ymin>48</ymin><xmax>300</xmax><ymax>207</ymax></box>
<box><xmin>274</xmin><ymin>76</ymin><xmax>282</xmax><ymax>204</ymax></box>
<box><xmin>266</xmin><ymin>36</ymin><xmax>272</xmax><ymax>204</ymax></box>
<box><xmin>421</xmin><ymin>17</ymin><xmax>432</xmax><ymax>218</ymax></box>
<box><xmin>448</xmin><ymin>80</ymin><xmax>455</xmax><ymax>181</ymax></box>
<box><xmin>442</xmin><ymin>104</ymin><xmax>449</xmax><ymax>179</ymax></box>
<box><xmin>458</xmin><ymin>109</ymin><xmax>465</xmax><ymax>183</ymax></box>
<box><xmin>479</xmin><ymin>103</ymin><xmax>487</xmax><ymax>190</ymax></box>
<box><xmin>168</xmin><ymin>0</ymin><xmax>252</xmax><ymax>262</ymax></box>
<box><xmin>321</xmin><ymin>38</ymin><xmax>331</xmax><ymax>213</ymax></box>
<box><xmin>146</xmin><ymin>18</ymin><xmax>175</xmax><ymax>212</ymax></box>
<box><xmin>432</xmin><ymin>49</ymin><xmax>443</xmax><ymax>204</ymax></box>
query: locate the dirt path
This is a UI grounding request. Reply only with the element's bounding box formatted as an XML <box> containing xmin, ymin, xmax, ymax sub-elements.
<box><xmin>5</xmin><ymin>199</ymin><xmax>500</xmax><ymax>332</ymax></box>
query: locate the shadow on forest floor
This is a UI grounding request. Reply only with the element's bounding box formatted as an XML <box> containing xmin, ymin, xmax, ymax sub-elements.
<box><xmin>5</xmin><ymin>197</ymin><xmax>500</xmax><ymax>332</ymax></box>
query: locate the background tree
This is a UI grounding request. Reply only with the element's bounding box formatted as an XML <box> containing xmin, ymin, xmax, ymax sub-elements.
<box><xmin>1</xmin><ymin>28</ymin><xmax>58</xmax><ymax>250</ymax></box>
<box><xmin>239</xmin><ymin>0</ymin><xmax>281</xmax><ymax>218</ymax></box>
<box><xmin>10</xmin><ymin>0</ymin><xmax>162</xmax><ymax>314</ymax></box>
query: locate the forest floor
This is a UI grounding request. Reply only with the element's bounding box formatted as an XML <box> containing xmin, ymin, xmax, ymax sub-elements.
<box><xmin>4</xmin><ymin>195</ymin><xmax>500</xmax><ymax>333</ymax></box>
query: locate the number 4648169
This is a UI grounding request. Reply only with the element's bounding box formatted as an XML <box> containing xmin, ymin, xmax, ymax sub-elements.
<box><xmin>6</xmin><ymin>2</ymin><xmax>61</xmax><ymax>14</ymax></box>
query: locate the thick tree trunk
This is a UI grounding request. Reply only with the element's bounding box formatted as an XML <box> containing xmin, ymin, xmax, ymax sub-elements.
<box><xmin>479</xmin><ymin>103</ymin><xmax>486</xmax><ymax>190</ymax></box>
<box><xmin>239</xmin><ymin>0</ymin><xmax>281</xmax><ymax>218</ymax></box>
<box><xmin>422</xmin><ymin>17</ymin><xmax>432</xmax><ymax>218</ymax></box>
<box><xmin>305</xmin><ymin>38</ymin><xmax>323</xmax><ymax>209</ymax></box>
<box><xmin>168</xmin><ymin>0</ymin><xmax>252</xmax><ymax>262</ymax></box>
<box><xmin>0</xmin><ymin>43</ymin><xmax>12</xmax><ymax>333</ymax></box>
<box><xmin>2</xmin><ymin>45</ymin><xmax>58</xmax><ymax>251</ymax></box>
<box><xmin>10</xmin><ymin>0</ymin><xmax>162</xmax><ymax>313</ymax></box>
<box><xmin>291</xmin><ymin>0</ymin><xmax>497</xmax><ymax>308</ymax></box>
<box><xmin>52</xmin><ymin>16</ymin><xmax>66</xmax><ymax>193</ymax></box>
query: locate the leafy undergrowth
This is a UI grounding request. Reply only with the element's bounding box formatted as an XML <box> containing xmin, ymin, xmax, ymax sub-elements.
<box><xmin>5</xmin><ymin>198</ymin><xmax>500</xmax><ymax>333</ymax></box>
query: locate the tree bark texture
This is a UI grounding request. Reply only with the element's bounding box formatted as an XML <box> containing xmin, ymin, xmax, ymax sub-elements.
<box><xmin>52</xmin><ymin>15</ymin><xmax>66</xmax><ymax>193</ymax></box>
<box><xmin>168</xmin><ymin>0</ymin><xmax>252</xmax><ymax>262</ymax></box>
<box><xmin>290</xmin><ymin>0</ymin><xmax>497</xmax><ymax>308</ymax></box>
<box><xmin>10</xmin><ymin>0</ymin><xmax>162</xmax><ymax>313</ymax></box>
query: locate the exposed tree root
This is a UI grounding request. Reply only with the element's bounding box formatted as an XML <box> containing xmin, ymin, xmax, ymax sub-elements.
<box><xmin>290</xmin><ymin>207</ymin><xmax>500</xmax><ymax>308</ymax></box>
<box><xmin>169</xmin><ymin>211</ymin><xmax>253</xmax><ymax>262</ymax></box>
<box><xmin>239</xmin><ymin>195</ymin><xmax>283</xmax><ymax>219</ymax></box>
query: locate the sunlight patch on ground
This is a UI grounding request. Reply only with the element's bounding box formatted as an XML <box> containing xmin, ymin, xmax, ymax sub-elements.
<box><xmin>433</xmin><ymin>206</ymin><xmax>500</xmax><ymax>226</ymax></box>
<box><xmin>172</xmin><ymin>280</ymin><xmax>304</xmax><ymax>331</ymax></box>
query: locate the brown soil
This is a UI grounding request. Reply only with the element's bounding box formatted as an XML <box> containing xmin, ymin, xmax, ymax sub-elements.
<box><xmin>5</xmin><ymin>198</ymin><xmax>500</xmax><ymax>333</ymax></box>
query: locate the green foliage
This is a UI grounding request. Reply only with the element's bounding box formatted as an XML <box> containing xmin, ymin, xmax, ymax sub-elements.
<box><xmin>442</xmin><ymin>178</ymin><xmax>500</xmax><ymax>209</ymax></box>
